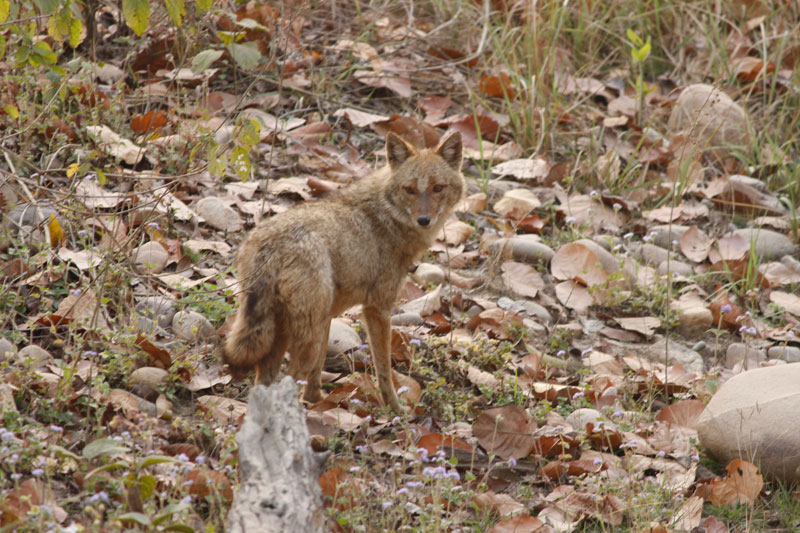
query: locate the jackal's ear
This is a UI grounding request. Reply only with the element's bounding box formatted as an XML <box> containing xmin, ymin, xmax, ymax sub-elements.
<box><xmin>435</xmin><ymin>132</ymin><xmax>463</xmax><ymax>171</ymax></box>
<box><xmin>386</xmin><ymin>132</ymin><xmax>416</xmax><ymax>168</ymax></box>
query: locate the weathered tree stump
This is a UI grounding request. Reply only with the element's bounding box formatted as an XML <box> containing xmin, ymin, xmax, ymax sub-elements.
<box><xmin>226</xmin><ymin>377</ymin><xmax>327</xmax><ymax>533</ymax></box>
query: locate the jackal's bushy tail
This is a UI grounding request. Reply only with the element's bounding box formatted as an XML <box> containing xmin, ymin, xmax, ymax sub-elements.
<box><xmin>223</xmin><ymin>290</ymin><xmax>275</xmax><ymax>377</ymax></box>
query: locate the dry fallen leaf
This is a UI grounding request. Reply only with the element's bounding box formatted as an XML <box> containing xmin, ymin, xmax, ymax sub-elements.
<box><xmin>473</xmin><ymin>491</ymin><xmax>526</xmax><ymax>518</ymax></box>
<box><xmin>680</xmin><ymin>225</ymin><xmax>711</xmax><ymax>263</ymax></box>
<box><xmin>706</xmin><ymin>459</ymin><xmax>764</xmax><ymax>506</ymax></box>
<box><xmin>501</xmin><ymin>261</ymin><xmax>545</xmax><ymax>298</ymax></box>
<box><xmin>473</xmin><ymin>405</ymin><xmax>536</xmax><ymax>460</ymax></box>
<box><xmin>551</xmin><ymin>243</ymin><xmax>608</xmax><ymax>286</ymax></box>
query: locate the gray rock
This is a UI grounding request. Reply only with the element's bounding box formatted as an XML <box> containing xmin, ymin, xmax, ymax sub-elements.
<box><xmin>676</xmin><ymin>307</ymin><xmax>712</xmax><ymax>337</ymax></box>
<box><xmin>328</xmin><ymin>319</ymin><xmax>362</xmax><ymax>356</ymax></box>
<box><xmin>667</xmin><ymin>84</ymin><xmax>751</xmax><ymax>159</ymax></box>
<box><xmin>16</xmin><ymin>345</ymin><xmax>54</xmax><ymax>369</ymax></box>
<box><xmin>196</xmin><ymin>197</ymin><xmax>243</xmax><ymax>232</ymax></box>
<box><xmin>135</xmin><ymin>316</ymin><xmax>159</xmax><ymax>334</ymax></box>
<box><xmin>130</xmin><ymin>366</ymin><xmax>169</xmax><ymax>388</ymax></box>
<box><xmin>413</xmin><ymin>263</ymin><xmax>445</xmax><ymax>286</ymax></box>
<box><xmin>781</xmin><ymin>255</ymin><xmax>800</xmax><ymax>274</ymax></box>
<box><xmin>698</xmin><ymin>363</ymin><xmax>800</xmax><ymax>484</ymax></box>
<box><xmin>649</xmin><ymin>225</ymin><xmax>690</xmax><ymax>250</ymax></box>
<box><xmin>6</xmin><ymin>204</ymin><xmax>63</xmax><ymax>246</ymax></box>
<box><xmin>592</xmin><ymin>234</ymin><xmax>621</xmax><ymax>252</ymax></box>
<box><xmin>725</xmin><ymin>342</ymin><xmax>766</xmax><ymax>369</ymax></box>
<box><xmin>641</xmin><ymin>337</ymin><xmax>704</xmax><ymax>374</ymax></box>
<box><xmin>730</xmin><ymin>228</ymin><xmax>799</xmax><ymax>261</ymax></box>
<box><xmin>497</xmin><ymin>296</ymin><xmax>525</xmax><ymax>314</ymax></box>
<box><xmin>391</xmin><ymin>313</ymin><xmax>424</xmax><ymax>326</ymax></box>
<box><xmin>523</xmin><ymin>318</ymin><xmax>547</xmax><ymax>336</ymax></box>
<box><xmin>657</xmin><ymin>259</ymin><xmax>693</xmax><ymax>277</ymax></box>
<box><xmin>130</xmin><ymin>367</ymin><xmax>169</xmax><ymax>400</ymax></box>
<box><xmin>7</xmin><ymin>204</ymin><xmax>59</xmax><ymax>229</ymax></box>
<box><xmin>639</xmin><ymin>243</ymin><xmax>672</xmax><ymax>266</ymax></box>
<box><xmin>172</xmin><ymin>310</ymin><xmax>215</xmax><ymax>342</ymax></box>
<box><xmin>523</xmin><ymin>301</ymin><xmax>552</xmax><ymax>324</ymax></box>
<box><xmin>768</xmin><ymin>345</ymin><xmax>800</xmax><ymax>363</ymax></box>
<box><xmin>496</xmin><ymin>235</ymin><xmax>555</xmax><ymax>266</ymax></box>
<box><xmin>0</xmin><ymin>338</ymin><xmax>17</xmax><ymax>363</ymax></box>
<box><xmin>131</xmin><ymin>241</ymin><xmax>169</xmax><ymax>274</ymax></box>
<box><xmin>136</xmin><ymin>296</ymin><xmax>176</xmax><ymax>328</ymax></box>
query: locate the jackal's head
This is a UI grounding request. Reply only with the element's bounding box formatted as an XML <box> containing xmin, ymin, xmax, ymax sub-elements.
<box><xmin>383</xmin><ymin>131</ymin><xmax>464</xmax><ymax>231</ymax></box>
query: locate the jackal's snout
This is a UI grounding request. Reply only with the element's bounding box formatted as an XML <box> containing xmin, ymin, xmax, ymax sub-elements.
<box><xmin>417</xmin><ymin>215</ymin><xmax>431</xmax><ymax>226</ymax></box>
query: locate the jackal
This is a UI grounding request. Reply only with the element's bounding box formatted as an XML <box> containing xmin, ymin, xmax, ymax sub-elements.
<box><xmin>223</xmin><ymin>132</ymin><xmax>464</xmax><ymax>412</ymax></box>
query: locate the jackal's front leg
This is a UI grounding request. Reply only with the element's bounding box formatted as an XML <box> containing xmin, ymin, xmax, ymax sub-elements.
<box><xmin>362</xmin><ymin>306</ymin><xmax>404</xmax><ymax>413</ymax></box>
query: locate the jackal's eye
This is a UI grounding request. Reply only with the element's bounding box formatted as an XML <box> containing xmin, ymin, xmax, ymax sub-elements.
<box><xmin>403</xmin><ymin>186</ymin><xmax>416</xmax><ymax>195</ymax></box>
<box><xmin>432</xmin><ymin>184</ymin><xmax>445</xmax><ymax>193</ymax></box>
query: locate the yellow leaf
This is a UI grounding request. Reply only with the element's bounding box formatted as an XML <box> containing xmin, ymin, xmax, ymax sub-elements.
<box><xmin>66</xmin><ymin>163</ymin><xmax>80</xmax><ymax>179</ymax></box>
<box><xmin>47</xmin><ymin>214</ymin><xmax>65</xmax><ymax>247</ymax></box>
<box><xmin>3</xmin><ymin>103</ymin><xmax>17</xmax><ymax>120</ymax></box>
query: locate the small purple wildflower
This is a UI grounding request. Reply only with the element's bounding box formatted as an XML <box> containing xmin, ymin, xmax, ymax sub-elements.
<box><xmin>396</xmin><ymin>386</ymin><xmax>409</xmax><ymax>395</ymax></box>
<box><xmin>721</xmin><ymin>304</ymin><xmax>732</xmax><ymax>313</ymax></box>
<box><xmin>32</xmin><ymin>468</ymin><xmax>44</xmax><ymax>477</ymax></box>
<box><xmin>409</xmin><ymin>339</ymin><xmax>422</xmax><ymax>346</ymax></box>
<box><xmin>593</xmin><ymin>457</ymin><xmax>603</xmax><ymax>465</ymax></box>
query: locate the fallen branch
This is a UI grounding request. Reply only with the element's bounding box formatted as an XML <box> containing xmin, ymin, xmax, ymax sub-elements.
<box><xmin>227</xmin><ymin>377</ymin><xmax>328</xmax><ymax>533</ymax></box>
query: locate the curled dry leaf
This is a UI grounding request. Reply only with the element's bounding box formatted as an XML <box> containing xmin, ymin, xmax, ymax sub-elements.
<box><xmin>487</xmin><ymin>515</ymin><xmax>546</xmax><ymax>533</ymax></box>
<box><xmin>557</xmin><ymin>194</ymin><xmax>627</xmax><ymax>232</ymax></box>
<box><xmin>501</xmin><ymin>261</ymin><xmax>545</xmax><ymax>298</ymax></box>
<box><xmin>466</xmin><ymin>308</ymin><xmax>524</xmax><ymax>339</ymax></box>
<box><xmin>671</xmin><ymin>496</ymin><xmax>704</xmax><ymax>531</ymax></box>
<box><xmin>186</xmin><ymin>467</ymin><xmax>234</xmax><ymax>502</ymax></box>
<box><xmin>555</xmin><ymin>280</ymin><xmax>593</xmax><ymax>313</ymax></box>
<box><xmin>472</xmin><ymin>405</ymin><xmax>536</xmax><ymax>460</ymax></box>
<box><xmin>709</xmin><ymin>234</ymin><xmax>749</xmax><ymax>263</ymax></box>
<box><xmin>680</xmin><ymin>225</ymin><xmax>711</xmax><ymax>263</ymax></box>
<box><xmin>480</xmin><ymin>73</ymin><xmax>517</xmax><ymax>99</ymax></box>
<box><xmin>614</xmin><ymin>316</ymin><xmax>660</xmax><ymax>336</ymax></box>
<box><xmin>705</xmin><ymin>459</ymin><xmax>764</xmax><ymax>506</ymax></box>
<box><xmin>321</xmin><ymin>408</ymin><xmax>366</xmax><ymax>433</ymax></box>
<box><xmin>196</xmin><ymin>395</ymin><xmax>247</xmax><ymax>426</ymax></box>
<box><xmin>332</xmin><ymin>107</ymin><xmax>389</xmax><ymax>128</ymax></box>
<box><xmin>419</xmin><ymin>94</ymin><xmax>451</xmax><ymax>124</ymax></box>
<box><xmin>551</xmin><ymin>242</ymin><xmax>608</xmax><ymax>286</ymax></box>
<box><xmin>493</xmin><ymin>188</ymin><xmax>541</xmax><ymax>219</ymax></box>
<box><xmin>416</xmin><ymin>433</ymin><xmax>473</xmax><ymax>455</ymax></box>
<box><xmin>491</xmin><ymin>158</ymin><xmax>551</xmax><ymax>182</ymax></box>
<box><xmin>467</xmin><ymin>365</ymin><xmax>500</xmax><ymax>389</ymax></box>
<box><xmin>473</xmin><ymin>491</ymin><xmax>526</xmax><ymax>518</ymax></box>
<box><xmin>655</xmin><ymin>399</ymin><xmax>706</xmax><ymax>430</ymax></box>
<box><xmin>441</xmin><ymin>219</ymin><xmax>474</xmax><ymax>246</ymax></box>
<box><xmin>86</xmin><ymin>125</ymin><xmax>144</xmax><ymax>165</ymax></box>
<box><xmin>769</xmin><ymin>291</ymin><xmax>800</xmax><ymax>317</ymax></box>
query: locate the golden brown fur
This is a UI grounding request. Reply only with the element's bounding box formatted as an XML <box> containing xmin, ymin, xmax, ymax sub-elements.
<box><xmin>224</xmin><ymin>132</ymin><xmax>464</xmax><ymax>411</ymax></box>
